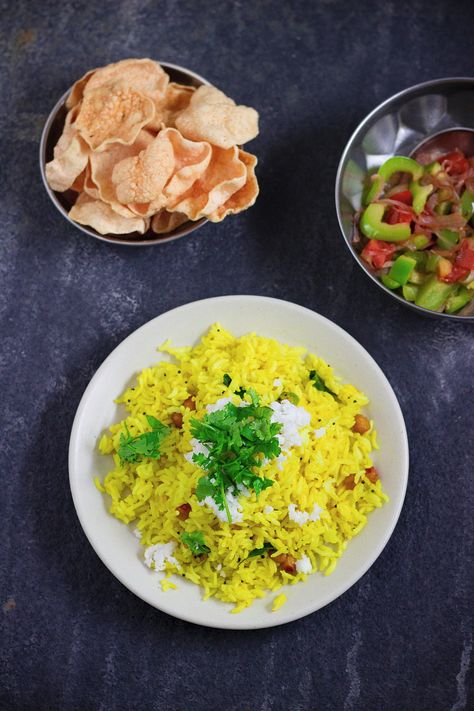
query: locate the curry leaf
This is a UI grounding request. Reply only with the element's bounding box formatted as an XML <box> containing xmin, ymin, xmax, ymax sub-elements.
<box><xmin>247</xmin><ymin>542</ymin><xmax>275</xmax><ymax>559</ymax></box>
<box><xmin>309</xmin><ymin>370</ymin><xmax>337</xmax><ymax>398</ymax></box>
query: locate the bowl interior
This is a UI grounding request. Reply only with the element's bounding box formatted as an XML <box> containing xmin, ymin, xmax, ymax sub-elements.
<box><xmin>69</xmin><ymin>296</ymin><xmax>409</xmax><ymax>630</ymax></box>
<box><xmin>40</xmin><ymin>62</ymin><xmax>209</xmax><ymax>246</ymax></box>
<box><xmin>335</xmin><ymin>78</ymin><xmax>474</xmax><ymax>320</ymax></box>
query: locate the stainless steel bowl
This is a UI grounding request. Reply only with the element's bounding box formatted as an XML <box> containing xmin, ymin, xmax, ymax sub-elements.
<box><xmin>335</xmin><ymin>77</ymin><xmax>474</xmax><ymax>320</ymax></box>
<box><xmin>39</xmin><ymin>61</ymin><xmax>210</xmax><ymax>246</ymax></box>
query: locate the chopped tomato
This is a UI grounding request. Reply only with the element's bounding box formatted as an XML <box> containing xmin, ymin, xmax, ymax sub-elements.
<box><xmin>440</xmin><ymin>151</ymin><xmax>469</xmax><ymax>175</ymax></box>
<box><xmin>456</xmin><ymin>239</ymin><xmax>474</xmax><ymax>271</ymax></box>
<box><xmin>389</xmin><ymin>190</ymin><xmax>413</xmax><ymax>205</ymax></box>
<box><xmin>440</xmin><ymin>264</ymin><xmax>470</xmax><ymax>283</ymax></box>
<box><xmin>361</xmin><ymin>239</ymin><xmax>397</xmax><ymax>269</ymax></box>
<box><xmin>385</xmin><ymin>205</ymin><xmax>414</xmax><ymax>224</ymax></box>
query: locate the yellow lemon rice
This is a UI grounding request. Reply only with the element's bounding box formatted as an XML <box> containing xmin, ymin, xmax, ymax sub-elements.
<box><xmin>97</xmin><ymin>324</ymin><xmax>387</xmax><ymax>613</ymax></box>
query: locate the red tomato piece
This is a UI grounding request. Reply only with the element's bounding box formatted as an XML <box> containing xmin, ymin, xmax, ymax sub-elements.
<box><xmin>361</xmin><ymin>240</ymin><xmax>396</xmax><ymax>269</ymax></box>
<box><xmin>389</xmin><ymin>190</ymin><xmax>413</xmax><ymax>205</ymax></box>
<box><xmin>385</xmin><ymin>206</ymin><xmax>414</xmax><ymax>224</ymax></box>
<box><xmin>440</xmin><ymin>151</ymin><xmax>469</xmax><ymax>175</ymax></box>
<box><xmin>456</xmin><ymin>239</ymin><xmax>474</xmax><ymax>271</ymax></box>
<box><xmin>440</xmin><ymin>264</ymin><xmax>470</xmax><ymax>283</ymax></box>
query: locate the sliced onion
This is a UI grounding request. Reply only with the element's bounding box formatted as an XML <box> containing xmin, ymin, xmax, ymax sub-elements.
<box><xmin>416</xmin><ymin>211</ymin><xmax>466</xmax><ymax>230</ymax></box>
<box><xmin>377</xmin><ymin>198</ymin><xmax>412</xmax><ymax>210</ymax></box>
<box><xmin>426</xmin><ymin>193</ymin><xmax>439</xmax><ymax>212</ymax></box>
<box><xmin>430</xmin><ymin>172</ymin><xmax>454</xmax><ymax>189</ymax></box>
<box><xmin>465</xmin><ymin>177</ymin><xmax>474</xmax><ymax>194</ymax></box>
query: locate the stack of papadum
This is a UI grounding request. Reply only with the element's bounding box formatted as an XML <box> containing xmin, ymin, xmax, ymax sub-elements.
<box><xmin>45</xmin><ymin>58</ymin><xmax>259</xmax><ymax>237</ymax></box>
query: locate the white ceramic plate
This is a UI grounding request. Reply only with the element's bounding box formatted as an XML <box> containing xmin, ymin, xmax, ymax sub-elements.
<box><xmin>69</xmin><ymin>296</ymin><xmax>409</xmax><ymax>629</ymax></box>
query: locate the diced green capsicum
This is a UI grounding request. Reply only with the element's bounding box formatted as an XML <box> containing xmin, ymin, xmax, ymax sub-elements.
<box><xmin>365</xmin><ymin>157</ymin><xmax>424</xmax><ymax>205</ymax></box>
<box><xmin>381</xmin><ymin>274</ymin><xmax>400</xmax><ymax>289</ymax></box>
<box><xmin>387</xmin><ymin>254</ymin><xmax>417</xmax><ymax>285</ymax></box>
<box><xmin>359</xmin><ymin>203</ymin><xmax>411</xmax><ymax>242</ymax></box>
<box><xmin>425</xmin><ymin>252</ymin><xmax>441</xmax><ymax>272</ymax></box>
<box><xmin>460</xmin><ymin>189</ymin><xmax>474</xmax><ymax>221</ymax></box>
<box><xmin>437</xmin><ymin>229</ymin><xmax>459</xmax><ymax>250</ymax></box>
<box><xmin>435</xmin><ymin>201</ymin><xmax>452</xmax><ymax>215</ymax></box>
<box><xmin>425</xmin><ymin>161</ymin><xmax>442</xmax><ymax>176</ymax></box>
<box><xmin>411</xmin><ymin>234</ymin><xmax>431</xmax><ymax>249</ymax></box>
<box><xmin>378</xmin><ymin>156</ymin><xmax>424</xmax><ymax>182</ymax></box>
<box><xmin>402</xmin><ymin>283</ymin><xmax>419</xmax><ymax>302</ymax></box>
<box><xmin>365</xmin><ymin>174</ymin><xmax>384</xmax><ymax>204</ymax></box>
<box><xmin>444</xmin><ymin>286</ymin><xmax>472</xmax><ymax>314</ymax></box>
<box><xmin>415</xmin><ymin>275</ymin><xmax>455</xmax><ymax>311</ymax></box>
<box><xmin>410</xmin><ymin>181</ymin><xmax>434</xmax><ymax>215</ymax></box>
<box><xmin>406</xmin><ymin>251</ymin><xmax>428</xmax><ymax>269</ymax></box>
<box><xmin>408</xmin><ymin>270</ymin><xmax>426</xmax><ymax>284</ymax></box>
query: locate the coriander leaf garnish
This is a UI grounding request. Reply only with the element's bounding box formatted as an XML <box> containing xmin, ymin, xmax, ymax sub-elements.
<box><xmin>247</xmin><ymin>542</ymin><xmax>275</xmax><ymax>559</ymax></box>
<box><xmin>248</xmin><ymin>387</ymin><xmax>259</xmax><ymax>407</ymax></box>
<box><xmin>309</xmin><ymin>370</ymin><xmax>337</xmax><ymax>398</ymax></box>
<box><xmin>223</xmin><ymin>373</ymin><xmax>232</xmax><ymax>387</ymax></box>
<box><xmin>195</xmin><ymin>476</ymin><xmax>215</xmax><ymax>500</ymax></box>
<box><xmin>234</xmin><ymin>386</ymin><xmax>246</xmax><ymax>399</ymax></box>
<box><xmin>190</xmin><ymin>392</ymin><xmax>281</xmax><ymax>523</ymax></box>
<box><xmin>118</xmin><ymin>415</ymin><xmax>170</xmax><ymax>463</ymax></box>
<box><xmin>181</xmin><ymin>531</ymin><xmax>210</xmax><ymax>556</ymax></box>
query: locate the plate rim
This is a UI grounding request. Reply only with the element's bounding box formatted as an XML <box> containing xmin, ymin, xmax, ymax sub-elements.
<box><xmin>68</xmin><ymin>295</ymin><xmax>409</xmax><ymax>629</ymax></box>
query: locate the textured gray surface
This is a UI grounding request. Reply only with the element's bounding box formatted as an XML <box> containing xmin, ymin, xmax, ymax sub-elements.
<box><xmin>0</xmin><ymin>1</ymin><xmax>473</xmax><ymax>709</ymax></box>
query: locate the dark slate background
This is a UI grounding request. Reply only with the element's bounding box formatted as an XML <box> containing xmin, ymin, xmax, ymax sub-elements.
<box><xmin>1</xmin><ymin>1</ymin><xmax>473</xmax><ymax>709</ymax></box>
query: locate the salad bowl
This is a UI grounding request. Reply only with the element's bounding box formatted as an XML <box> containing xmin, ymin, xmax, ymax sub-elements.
<box><xmin>335</xmin><ymin>77</ymin><xmax>474</xmax><ymax>320</ymax></box>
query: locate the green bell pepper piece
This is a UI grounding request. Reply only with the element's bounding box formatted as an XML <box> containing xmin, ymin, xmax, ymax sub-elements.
<box><xmin>388</xmin><ymin>254</ymin><xmax>417</xmax><ymax>285</ymax></box>
<box><xmin>437</xmin><ymin>229</ymin><xmax>459</xmax><ymax>250</ymax></box>
<box><xmin>460</xmin><ymin>189</ymin><xmax>474</xmax><ymax>221</ymax></box>
<box><xmin>365</xmin><ymin>174</ymin><xmax>384</xmax><ymax>205</ymax></box>
<box><xmin>402</xmin><ymin>283</ymin><xmax>419</xmax><ymax>302</ymax></box>
<box><xmin>410</xmin><ymin>181</ymin><xmax>434</xmax><ymax>215</ymax></box>
<box><xmin>411</xmin><ymin>234</ymin><xmax>431</xmax><ymax>249</ymax></box>
<box><xmin>359</xmin><ymin>203</ymin><xmax>411</xmax><ymax>242</ymax></box>
<box><xmin>381</xmin><ymin>274</ymin><xmax>400</xmax><ymax>289</ymax></box>
<box><xmin>378</xmin><ymin>156</ymin><xmax>424</xmax><ymax>182</ymax></box>
<box><xmin>435</xmin><ymin>201</ymin><xmax>452</xmax><ymax>215</ymax></box>
<box><xmin>405</xmin><ymin>251</ymin><xmax>428</xmax><ymax>269</ymax></box>
<box><xmin>425</xmin><ymin>161</ymin><xmax>442</xmax><ymax>176</ymax></box>
<box><xmin>408</xmin><ymin>270</ymin><xmax>426</xmax><ymax>284</ymax></box>
<box><xmin>425</xmin><ymin>253</ymin><xmax>441</xmax><ymax>272</ymax></box>
<box><xmin>445</xmin><ymin>286</ymin><xmax>472</xmax><ymax>314</ymax></box>
<box><xmin>415</xmin><ymin>275</ymin><xmax>454</xmax><ymax>311</ymax></box>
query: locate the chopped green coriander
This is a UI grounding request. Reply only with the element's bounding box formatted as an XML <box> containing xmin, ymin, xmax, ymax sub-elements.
<box><xmin>223</xmin><ymin>373</ymin><xmax>232</xmax><ymax>387</ymax></box>
<box><xmin>234</xmin><ymin>386</ymin><xmax>246</xmax><ymax>399</ymax></box>
<box><xmin>181</xmin><ymin>531</ymin><xmax>210</xmax><ymax>556</ymax></box>
<box><xmin>118</xmin><ymin>415</ymin><xmax>169</xmax><ymax>463</ymax></box>
<box><xmin>309</xmin><ymin>370</ymin><xmax>337</xmax><ymax>398</ymax></box>
<box><xmin>190</xmin><ymin>391</ymin><xmax>281</xmax><ymax>523</ymax></box>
